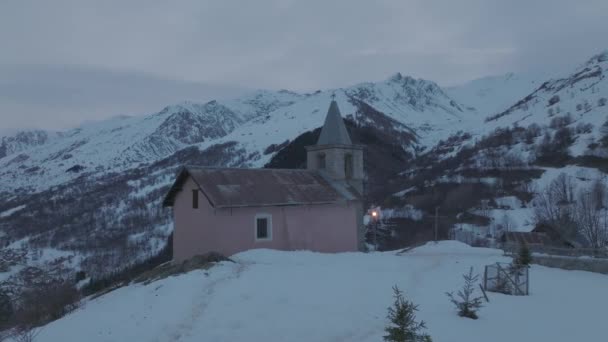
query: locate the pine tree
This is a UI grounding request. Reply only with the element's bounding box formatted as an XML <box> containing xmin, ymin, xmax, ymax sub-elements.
<box><xmin>446</xmin><ymin>267</ymin><xmax>484</xmax><ymax>319</ymax></box>
<box><xmin>515</xmin><ymin>242</ymin><xmax>532</xmax><ymax>267</ymax></box>
<box><xmin>384</xmin><ymin>286</ymin><xmax>432</xmax><ymax>342</ymax></box>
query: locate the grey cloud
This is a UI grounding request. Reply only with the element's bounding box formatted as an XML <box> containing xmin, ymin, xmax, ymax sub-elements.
<box><xmin>0</xmin><ymin>64</ymin><xmax>249</xmax><ymax>131</ymax></box>
<box><xmin>0</xmin><ymin>0</ymin><xmax>607</xmax><ymax>130</ymax></box>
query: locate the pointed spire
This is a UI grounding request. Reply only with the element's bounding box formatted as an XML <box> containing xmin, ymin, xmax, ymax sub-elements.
<box><xmin>316</xmin><ymin>99</ymin><xmax>352</xmax><ymax>145</ymax></box>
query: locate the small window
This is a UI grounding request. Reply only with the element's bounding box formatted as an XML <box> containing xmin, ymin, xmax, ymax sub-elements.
<box><xmin>317</xmin><ymin>153</ymin><xmax>326</xmax><ymax>169</ymax></box>
<box><xmin>255</xmin><ymin>214</ymin><xmax>272</xmax><ymax>241</ymax></box>
<box><xmin>192</xmin><ymin>189</ymin><xmax>199</xmax><ymax>209</ymax></box>
<box><xmin>344</xmin><ymin>153</ymin><xmax>353</xmax><ymax>179</ymax></box>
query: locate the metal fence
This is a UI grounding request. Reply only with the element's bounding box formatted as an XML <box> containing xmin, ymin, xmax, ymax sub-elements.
<box><xmin>483</xmin><ymin>262</ymin><xmax>529</xmax><ymax>296</ymax></box>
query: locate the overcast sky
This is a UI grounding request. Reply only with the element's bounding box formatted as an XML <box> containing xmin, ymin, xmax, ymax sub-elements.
<box><xmin>1</xmin><ymin>0</ymin><xmax>607</xmax><ymax>133</ymax></box>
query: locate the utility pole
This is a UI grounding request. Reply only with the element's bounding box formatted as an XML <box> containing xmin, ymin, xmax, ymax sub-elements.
<box><xmin>434</xmin><ymin>206</ymin><xmax>439</xmax><ymax>242</ymax></box>
<box><xmin>374</xmin><ymin>219</ymin><xmax>378</xmax><ymax>251</ymax></box>
<box><xmin>370</xmin><ymin>208</ymin><xmax>379</xmax><ymax>251</ymax></box>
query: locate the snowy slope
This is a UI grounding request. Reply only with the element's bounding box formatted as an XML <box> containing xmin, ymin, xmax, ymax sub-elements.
<box><xmin>32</xmin><ymin>242</ymin><xmax>608</xmax><ymax>342</ymax></box>
<box><xmin>447</xmin><ymin>72</ymin><xmax>546</xmax><ymax>117</ymax></box>
<box><xmin>0</xmin><ymin>130</ymin><xmax>61</xmax><ymax>159</ymax></box>
<box><xmin>482</xmin><ymin>50</ymin><xmax>608</xmax><ymax>154</ymax></box>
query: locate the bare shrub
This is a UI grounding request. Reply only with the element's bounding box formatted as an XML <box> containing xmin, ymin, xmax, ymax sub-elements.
<box><xmin>535</xmin><ymin>130</ymin><xmax>572</xmax><ymax>166</ymax></box>
<box><xmin>11</xmin><ymin>327</ymin><xmax>41</xmax><ymax>342</ymax></box>
<box><xmin>575</xmin><ymin>122</ymin><xmax>593</xmax><ymax>134</ymax></box>
<box><xmin>548</xmin><ymin>95</ymin><xmax>560</xmax><ymax>106</ymax></box>
<box><xmin>533</xmin><ymin>173</ymin><xmax>577</xmax><ymax>241</ymax></box>
<box><xmin>549</xmin><ymin>114</ymin><xmax>573</xmax><ymax>129</ymax></box>
<box><xmin>503</xmin><ymin>152</ymin><xmax>527</xmax><ymax>170</ymax></box>
<box><xmin>601</xmin><ymin>119</ymin><xmax>608</xmax><ymax>148</ymax></box>
<box><xmin>584</xmin><ymin>101</ymin><xmax>592</xmax><ymax>112</ymax></box>
<box><xmin>13</xmin><ymin>282</ymin><xmax>80</xmax><ymax>329</ymax></box>
<box><xmin>524</xmin><ymin>123</ymin><xmax>541</xmax><ymax>144</ymax></box>
<box><xmin>575</xmin><ymin>180</ymin><xmax>608</xmax><ymax>248</ymax></box>
<box><xmin>0</xmin><ymin>287</ymin><xmax>13</xmax><ymax>329</ymax></box>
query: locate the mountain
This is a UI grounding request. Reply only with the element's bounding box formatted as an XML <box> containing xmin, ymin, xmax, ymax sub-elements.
<box><xmin>446</xmin><ymin>72</ymin><xmax>546</xmax><ymax>117</ymax></box>
<box><xmin>0</xmin><ymin>76</ymin><xmax>470</xmax><ymax>193</ymax></box>
<box><xmin>379</xmin><ymin>50</ymin><xmax>608</xmax><ymax>249</ymax></box>
<box><xmin>1</xmin><ymin>50</ymin><xmax>608</xmax><ymax>304</ymax></box>
<box><xmin>0</xmin><ymin>130</ymin><xmax>61</xmax><ymax>159</ymax></box>
<box><xmin>484</xmin><ymin>50</ymin><xmax>607</xmax><ymax>137</ymax></box>
<box><xmin>0</xmin><ymin>90</ymin><xmax>302</xmax><ymax>193</ymax></box>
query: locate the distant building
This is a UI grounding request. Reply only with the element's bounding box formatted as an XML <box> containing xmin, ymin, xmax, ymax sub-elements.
<box><xmin>500</xmin><ymin>231</ymin><xmax>550</xmax><ymax>250</ymax></box>
<box><xmin>163</xmin><ymin>100</ymin><xmax>365</xmax><ymax>261</ymax></box>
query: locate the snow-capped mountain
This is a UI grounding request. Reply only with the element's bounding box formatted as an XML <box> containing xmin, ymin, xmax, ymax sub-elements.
<box><xmin>1</xmin><ymin>49</ymin><xmax>608</xmax><ymax>300</ymax></box>
<box><xmin>0</xmin><ymin>75</ymin><xmax>471</xmax><ymax>193</ymax></box>
<box><xmin>0</xmin><ymin>90</ymin><xmax>302</xmax><ymax>192</ymax></box>
<box><xmin>0</xmin><ymin>130</ymin><xmax>61</xmax><ymax>159</ymax></box>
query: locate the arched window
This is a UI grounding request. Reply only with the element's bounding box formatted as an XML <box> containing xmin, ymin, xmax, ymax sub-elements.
<box><xmin>344</xmin><ymin>153</ymin><xmax>353</xmax><ymax>179</ymax></box>
<box><xmin>317</xmin><ymin>153</ymin><xmax>326</xmax><ymax>169</ymax></box>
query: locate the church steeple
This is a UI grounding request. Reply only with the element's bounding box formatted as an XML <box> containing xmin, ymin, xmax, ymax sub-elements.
<box><xmin>316</xmin><ymin>100</ymin><xmax>352</xmax><ymax>146</ymax></box>
<box><xmin>305</xmin><ymin>98</ymin><xmax>364</xmax><ymax>195</ymax></box>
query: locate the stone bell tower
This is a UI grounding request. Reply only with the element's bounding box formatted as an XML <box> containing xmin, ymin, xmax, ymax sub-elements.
<box><xmin>306</xmin><ymin>99</ymin><xmax>364</xmax><ymax>194</ymax></box>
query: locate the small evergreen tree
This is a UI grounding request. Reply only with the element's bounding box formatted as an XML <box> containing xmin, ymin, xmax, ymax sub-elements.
<box><xmin>446</xmin><ymin>267</ymin><xmax>484</xmax><ymax>319</ymax></box>
<box><xmin>515</xmin><ymin>242</ymin><xmax>532</xmax><ymax>267</ymax></box>
<box><xmin>384</xmin><ymin>286</ymin><xmax>432</xmax><ymax>342</ymax></box>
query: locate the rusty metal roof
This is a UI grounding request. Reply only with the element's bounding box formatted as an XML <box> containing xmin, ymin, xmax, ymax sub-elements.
<box><xmin>163</xmin><ymin>166</ymin><xmax>360</xmax><ymax>208</ymax></box>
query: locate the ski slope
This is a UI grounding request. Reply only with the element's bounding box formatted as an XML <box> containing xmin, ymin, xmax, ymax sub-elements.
<box><xmin>32</xmin><ymin>242</ymin><xmax>608</xmax><ymax>342</ymax></box>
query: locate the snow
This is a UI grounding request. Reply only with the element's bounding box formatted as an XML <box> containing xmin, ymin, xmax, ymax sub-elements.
<box><xmin>382</xmin><ymin>205</ymin><xmax>424</xmax><ymax>221</ymax></box>
<box><xmin>32</xmin><ymin>243</ymin><xmax>608</xmax><ymax>342</ymax></box>
<box><xmin>447</xmin><ymin>72</ymin><xmax>546</xmax><ymax>117</ymax></box>
<box><xmin>533</xmin><ymin>165</ymin><xmax>606</xmax><ymax>194</ymax></box>
<box><xmin>392</xmin><ymin>186</ymin><xmax>417</xmax><ymax>197</ymax></box>
<box><xmin>0</xmin><ymin>204</ymin><xmax>26</xmax><ymax>218</ymax></box>
<box><xmin>494</xmin><ymin>196</ymin><xmax>522</xmax><ymax>209</ymax></box>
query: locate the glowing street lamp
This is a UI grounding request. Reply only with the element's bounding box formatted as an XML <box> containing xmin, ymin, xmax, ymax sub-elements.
<box><xmin>368</xmin><ymin>206</ymin><xmax>381</xmax><ymax>251</ymax></box>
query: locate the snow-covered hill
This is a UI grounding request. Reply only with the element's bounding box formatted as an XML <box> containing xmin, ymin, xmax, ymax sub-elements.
<box><xmin>31</xmin><ymin>243</ymin><xmax>608</xmax><ymax>342</ymax></box>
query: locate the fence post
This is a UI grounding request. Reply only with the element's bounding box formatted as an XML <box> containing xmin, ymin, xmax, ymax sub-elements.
<box><xmin>483</xmin><ymin>266</ymin><xmax>487</xmax><ymax>291</ymax></box>
<box><xmin>496</xmin><ymin>263</ymin><xmax>500</xmax><ymax>288</ymax></box>
<box><xmin>526</xmin><ymin>266</ymin><xmax>529</xmax><ymax>295</ymax></box>
<box><xmin>479</xmin><ymin>284</ymin><xmax>489</xmax><ymax>302</ymax></box>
